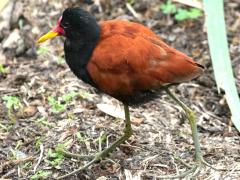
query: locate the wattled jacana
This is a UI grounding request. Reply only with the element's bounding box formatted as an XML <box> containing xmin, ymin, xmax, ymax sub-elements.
<box><xmin>38</xmin><ymin>7</ymin><xmax>209</xmax><ymax>179</ymax></box>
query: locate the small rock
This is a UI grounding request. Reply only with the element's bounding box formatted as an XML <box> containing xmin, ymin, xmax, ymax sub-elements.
<box><xmin>2</xmin><ymin>29</ymin><xmax>21</xmax><ymax>49</ymax></box>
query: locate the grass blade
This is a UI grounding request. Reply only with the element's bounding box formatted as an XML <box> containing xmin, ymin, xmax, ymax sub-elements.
<box><xmin>203</xmin><ymin>0</ymin><xmax>240</xmax><ymax>132</ymax></box>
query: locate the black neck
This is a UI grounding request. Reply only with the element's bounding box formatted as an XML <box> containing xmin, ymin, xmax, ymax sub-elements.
<box><xmin>64</xmin><ymin>28</ymin><xmax>100</xmax><ymax>87</ymax></box>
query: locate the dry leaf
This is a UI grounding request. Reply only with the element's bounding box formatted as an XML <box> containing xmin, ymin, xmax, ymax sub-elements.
<box><xmin>131</xmin><ymin>118</ymin><xmax>144</xmax><ymax>126</ymax></box>
<box><xmin>96</xmin><ymin>176</ymin><xmax>107</xmax><ymax>180</ymax></box>
<box><xmin>23</xmin><ymin>106</ymin><xmax>37</xmax><ymax>117</ymax></box>
<box><xmin>173</xmin><ymin>0</ymin><xmax>203</xmax><ymax>9</ymax></box>
<box><xmin>97</xmin><ymin>103</ymin><xmax>125</xmax><ymax>119</ymax></box>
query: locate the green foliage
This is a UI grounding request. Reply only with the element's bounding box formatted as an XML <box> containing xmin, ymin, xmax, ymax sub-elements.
<box><xmin>48</xmin><ymin>96</ymin><xmax>65</xmax><ymax>113</ymax></box>
<box><xmin>127</xmin><ymin>0</ymin><xmax>135</xmax><ymax>5</ymax></box>
<box><xmin>35</xmin><ymin>117</ymin><xmax>54</xmax><ymax>128</ymax></box>
<box><xmin>175</xmin><ymin>8</ymin><xmax>202</xmax><ymax>21</ymax></box>
<box><xmin>57</xmin><ymin>57</ymin><xmax>65</xmax><ymax>65</ymax></box>
<box><xmin>160</xmin><ymin>0</ymin><xmax>202</xmax><ymax>21</ymax></box>
<box><xmin>2</xmin><ymin>95</ymin><xmax>23</xmax><ymax>121</ymax></box>
<box><xmin>61</xmin><ymin>91</ymin><xmax>79</xmax><ymax>103</ymax></box>
<box><xmin>37</xmin><ymin>46</ymin><xmax>50</xmax><ymax>56</ymax></box>
<box><xmin>2</xmin><ymin>95</ymin><xmax>22</xmax><ymax>110</ymax></box>
<box><xmin>35</xmin><ymin>136</ymin><xmax>43</xmax><ymax>148</ymax></box>
<box><xmin>0</xmin><ymin>64</ymin><xmax>6</xmax><ymax>73</ymax></box>
<box><xmin>76</xmin><ymin>132</ymin><xmax>90</xmax><ymax>143</ymax></box>
<box><xmin>160</xmin><ymin>0</ymin><xmax>177</xmax><ymax>14</ymax></box>
<box><xmin>48</xmin><ymin>91</ymin><xmax>79</xmax><ymax>114</ymax></box>
<box><xmin>95</xmin><ymin>131</ymin><xmax>107</xmax><ymax>144</ymax></box>
<box><xmin>203</xmin><ymin>0</ymin><xmax>240</xmax><ymax>132</ymax></box>
<box><xmin>31</xmin><ymin>170</ymin><xmax>52</xmax><ymax>180</ymax></box>
<box><xmin>45</xmin><ymin>148</ymin><xmax>64</xmax><ymax>168</ymax></box>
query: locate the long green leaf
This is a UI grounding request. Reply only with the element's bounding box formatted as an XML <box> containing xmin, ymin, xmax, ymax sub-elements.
<box><xmin>203</xmin><ymin>0</ymin><xmax>240</xmax><ymax>132</ymax></box>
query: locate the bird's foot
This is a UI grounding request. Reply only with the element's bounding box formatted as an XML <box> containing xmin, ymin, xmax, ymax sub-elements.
<box><xmin>55</xmin><ymin>125</ymin><xmax>133</xmax><ymax>179</ymax></box>
<box><xmin>55</xmin><ymin>146</ymin><xmax>120</xmax><ymax>180</ymax></box>
<box><xmin>154</xmin><ymin>156</ymin><xmax>222</xmax><ymax>179</ymax></box>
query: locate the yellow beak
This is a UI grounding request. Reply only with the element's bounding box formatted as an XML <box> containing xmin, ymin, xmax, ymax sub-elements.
<box><xmin>37</xmin><ymin>31</ymin><xmax>59</xmax><ymax>44</ymax></box>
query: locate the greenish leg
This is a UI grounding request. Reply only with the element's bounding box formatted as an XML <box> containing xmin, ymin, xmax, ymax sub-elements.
<box><xmin>57</xmin><ymin>104</ymin><xmax>133</xmax><ymax>179</ymax></box>
<box><xmin>94</xmin><ymin>104</ymin><xmax>133</xmax><ymax>160</ymax></box>
<box><xmin>156</xmin><ymin>88</ymin><xmax>223</xmax><ymax>179</ymax></box>
<box><xmin>164</xmin><ymin>87</ymin><xmax>202</xmax><ymax>162</ymax></box>
<box><xmin>155</xmin><ymin>87</ymin><xmax>217</xmax><ymax>179</ymax></box>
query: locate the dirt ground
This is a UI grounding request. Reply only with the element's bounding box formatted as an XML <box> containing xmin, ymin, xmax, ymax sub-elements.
<box><xmin>0</xmin><ymin>0</ymin><xmax>240</xmax><ymax>179</ymax></box>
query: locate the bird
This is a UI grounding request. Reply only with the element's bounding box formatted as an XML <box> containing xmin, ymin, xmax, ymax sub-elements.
<box><xmin>38</xmin><ymin>7</ymin><xmax>207</xmax><ymax>179</ymax></box>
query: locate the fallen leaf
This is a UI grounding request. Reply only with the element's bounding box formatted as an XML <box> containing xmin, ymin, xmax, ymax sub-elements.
<box><xmin>131</xmin><ymin>118</ymin><xmax>144</xmax><ymax>126</ymax></box>
<box><xmin>173</xmin><ymin>0</ymin><xmax>203</xmax><ymax>9</ymax></box>
<box><xmin>23</xmin><ymin>106</ymin><xmax>37</xmax><ymax>117</ymax></box>
<box><xmin>97</xmin><ymin>103</ymin><xmax>125</xmax><ymax>119</ymax></box>
<box><xmin>96</xmin><ymin>176</ymin><xmax>107</xmax><ymax>180</ymax></box>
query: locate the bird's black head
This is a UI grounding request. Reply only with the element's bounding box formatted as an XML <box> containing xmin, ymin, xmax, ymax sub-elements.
<box><xmin>37</xmin><ymin>7</ymin><xmax>100</xmax><ymax>87</ymax></box>
<box><xmin>61</xmin><ymin>7</ymin><xmax>100</xmax><ymax>40</ymax></box>
<box><xmin>38</xmin><ymin>7</ymin><xmax>100</xmax><ymax>43</ymax></box>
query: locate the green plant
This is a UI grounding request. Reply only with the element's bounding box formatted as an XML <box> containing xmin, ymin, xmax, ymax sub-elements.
<box><xmin>45</xmin><ymin>148</ymin><xmax>64</xmax><ymax>168</ymax></box>
<box><xmin>48</xmin><ymin>96</ymin><xmax>65</xmax><ymax>113</ymax></box>
<box><xmin>76</xmin><ymin>132</ymin><xmax>90</xmax><ymax>143</ymax></box>
<box><xmin>35</xmin><ymin>136</ymin><xmax>43</xmax><ymax>148</ymax></box>
<box><xmin>175</xmin><ymin>8</ymin><xmax>202</xmax><ymax>21</ymax></box>
<box><xmin>48</xmin><ymin>92</ymin><xmax>79</xmax><ymax>114</ymax></box>
<box><xmin>203</xmin><ymin>0</ymin><xmax>240</xmax><ymax>132</ymax></box>
<box><xmin>37</xmin><ymin>46</ymin><xmax>50</xmax><ymax>56</ymax></box>
<box><xmin>35</xmin><ymin>117</ymin><xmax>54</xmax><ymax>128</ymax></box>
<box><xmin>127</xmin><ymin>0</ymin><xmax>135</xmax><ymax>5</ymax></box>
<box><xmin>160</xmin><ymin>0</ymin><xmax>177</xmax><ymax>14</ymax></box>
<box><xmin>0</xmin><ymin>64</ymin><xmax>6</xmax><ymax>73</ymax></box>
<box><xmin>31</xmin><ymin>170</ymin><xmax>52</xmax><ymax>180</ymax></box>
<box><xmin>61</xmin><ymin>91</ymin><xmax>79</xmax><ymax>103</ymax></box>
<box><xmin>160</xmin><ymin>0</ymin><xmax>202</xmax><ymax>21</ymax></box>
<box><xmin>2</xmin><ymin>95</ymin><xmax>23</xmax><ymax>121</ymax></box>
<box><xmin>57</xmin><ymin>57</ymin><xmax>65</xmax><ymax>65</ymax></box>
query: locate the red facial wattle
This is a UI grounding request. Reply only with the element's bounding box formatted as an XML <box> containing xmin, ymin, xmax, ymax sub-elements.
<box><xmin>37</xmin><ymin>16</ymin><xmax>65</xmax><ymax>43</ymax></box>
<box><xmin>52</xmin><ymin>16</ymin><xmax>65</xmax><ymax>36</ymax></box>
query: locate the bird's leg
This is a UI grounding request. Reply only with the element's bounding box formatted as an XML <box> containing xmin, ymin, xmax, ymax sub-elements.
<box><xmin>155</xmin><ymin>87</ymin><xmax>219</xmax><ymax>179</ymax></box>
<box><xmin>92</xmin><ymin>104</ymin><xmax>133</xmax><ymax>160</ymax></box>
<box><xmin>56</xmin><ymin>104</ymin><xmax>133</xmax><ymax>179</ymax></box>
<box><xmin>164</xmin><ymin>87</ymin><xmax>202</xmax><ymax>162</ymax></box>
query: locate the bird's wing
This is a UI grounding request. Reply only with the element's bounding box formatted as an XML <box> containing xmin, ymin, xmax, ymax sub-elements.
<box><xmin>87</xmin><ymin>22</ymin><xmax>203</xmax><ymax>95</ymax></box>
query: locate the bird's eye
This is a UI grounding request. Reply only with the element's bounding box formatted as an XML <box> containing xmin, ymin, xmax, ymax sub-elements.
<box><xmin>61</xmin><ymin>22</ymin><xmax>70</xmax><ymax>29</ymax></box>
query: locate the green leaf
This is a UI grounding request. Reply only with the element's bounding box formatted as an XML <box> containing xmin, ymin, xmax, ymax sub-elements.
<box><xmin>160</xmin><ymin>0</ymin><xmax>177</xmax><ymax>14</ymax></box>
<box><xmin>2</xmin><ymin>95</ymin><xmax>22</xmax><ymax>110</ymax></box>
<box><xmin>31</xmin><ymin>170</ymin><xmax>51</xmax><ymax>179</ymax></box>
<box><xmin>47</xmin><ymin>96</ymin><xmax>65</xmax><ymax>113</ymax></box>
<box><xmin>188</xmin><ymin>8</ymin><xmax>202</xmax><ymax>19</ymax></box>
<box><xmin>175</xmin><ymin>8</ymin><xmax>202</xmax><ymax>21</ymax></box>
<box><xmin>37</xmin><ymin>46</ymin><xmax>50</xmax><ymax>56</ymax></box>
<box><xmin>175</xmin><ymin>8</ymin><xmax>189</xmax><ymax>21</ymax></box>
<box><xmin>0</xmin><ymin>64</ymin><xmax>6</xmax><ymax>73</ymax></box>
<box><xmin>61</xmin><ymin>91</ymin><xmax>78</xmax><ymax>103</ymax></box>
<box><xmin>203</xmin><ymin>0</ymin><xmax>240</xmax><ymax>132</ymax></box>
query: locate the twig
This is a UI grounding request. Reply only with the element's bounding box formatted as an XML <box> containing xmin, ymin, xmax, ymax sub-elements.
<box><xmin>56</xmin><ymin>158</ymin><xmax>97</xmax><ymax>179</ymax></box>
<box><xmin>33</xmin><ymin>144</ymin><xmax>44</xmax><ymax>173</ymax></box>
<box><xmin>0</xmin><ymin>156</ymin><xmax>34</xmax><ymax>173</ymax></box>
<box><xmin>126</xmin><ymin>3</ymin><xmax>141</xmax><ymax>20</ymax></box>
